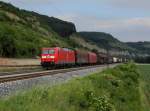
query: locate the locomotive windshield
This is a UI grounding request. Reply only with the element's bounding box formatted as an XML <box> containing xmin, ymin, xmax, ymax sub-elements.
<box><xmin>42</xmin><ymin>49</ymin><xmax>55</xmax><ymax>54</ymax></box>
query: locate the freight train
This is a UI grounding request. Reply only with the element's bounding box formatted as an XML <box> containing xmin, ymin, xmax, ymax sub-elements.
<box><xmin>41</xmin><ymin>47</ymin><xmax>126</xmax><ymax>68</ymax></box>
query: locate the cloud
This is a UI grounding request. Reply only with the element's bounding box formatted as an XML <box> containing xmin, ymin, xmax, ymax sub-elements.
<box><xmin>108</xmin><ymin>0</ymin><xmax>150</xmax><ymax>10</ymax></box>
<box><xmin>57</xmin><ymin>14</ymin><xmax>150</xmax><ymax>42</ymax></box>
<box><xmin>57</xmin><ymin>14</ymin><xmax>150</xmax><ymax>30</ymax></box>
<box><xmin>3</xmin><ymin>0</ymin><xmax>150</xmax><ymax>10</ymax></box>
<box><xmin>2</xmin><ymin>0</ymin><xmax>80</xmax><ymax>5</ymax></box>
<box><xmin>2</xmin><ymin>0</ymin><xmax>54</xmax><ymax>5</ymax></box>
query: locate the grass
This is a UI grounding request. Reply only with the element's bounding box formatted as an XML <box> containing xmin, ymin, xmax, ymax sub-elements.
<box><xmin>137</xmin><ymin>64</ymin><xmax>150</xmax><ymax>111</ymax></box>
<box><xmin>0</xmin><ymin>63</ymin><xmax>143</xmax><ymax>111</ymax></box>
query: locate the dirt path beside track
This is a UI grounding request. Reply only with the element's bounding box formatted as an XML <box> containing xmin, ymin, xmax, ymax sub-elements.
<box><xmin>0</xmin><ymin>58</ymin><xmax>40</xmax><ymax>66</ymax></box>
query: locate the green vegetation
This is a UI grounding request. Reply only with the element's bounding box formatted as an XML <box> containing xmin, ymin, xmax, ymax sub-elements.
<box><xmin>0</xmin><ymin>21</ymin><xmax>72</xmax><ymax>57</ymax></box>
<box><xmin>134</xmin><ymin>56</ymin><xmax>150</xmax><ymax>63</ymax></box>
<box><xmin>0</xmin><ymin>63</ymin><xmax>143</xmax><ymax>111</ymax></box>
<box><xmin>138</xmin><ymin>65</ymin><xmax>150</xmax><ymax>111</ymax></box>
<box><xmin>0</xmin><ymin>1</ymin><xmax>77</xmax><ymax>58</ymax></box>
<box><xmin>127</xmin><ymin>42</ymin><xmax>150</xmax><ymax>55</ymax></box>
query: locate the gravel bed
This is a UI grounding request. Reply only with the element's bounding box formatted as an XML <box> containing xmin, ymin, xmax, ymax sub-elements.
<box><xmin>0</xmin><ymin>65</ymin><xmax>116</xmax><ymax>97</ymax></box>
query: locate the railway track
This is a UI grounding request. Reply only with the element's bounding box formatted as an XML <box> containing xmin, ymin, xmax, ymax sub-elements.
<box><xmin>0</xmin><ymin>65</ymin><xmax>106</xmax><ymax>83</ymax></box>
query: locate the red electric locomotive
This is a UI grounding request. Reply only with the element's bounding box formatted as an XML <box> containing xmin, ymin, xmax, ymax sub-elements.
<box><xmin>41</xmin><ymin>47</ymin><xmax>75</xmax><ymax>67</ymax></box>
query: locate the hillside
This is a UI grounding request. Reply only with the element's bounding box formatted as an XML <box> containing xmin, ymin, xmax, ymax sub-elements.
<box><xmin>70</xmin><ymin>32</ymin><xmax>134</xmax><ymax>56</ymax></box>
<box><xmin>0</xmin><ymin>1</ymin><xmax>76</xmax><ymax>37</ymax></box>
<box><xmin>78</xmin><ymin>32</ymin><xmax>131</xmax><ymax>50</ymax></box>
<box><xmin>126</xmin><ymin>42</ymin><xmax>150</xmax><ymax>55</ymax></box>
<box><xmin>0</xmin><ymin>1</ymin><xmax>77</xmax><ymax>57</ymax></box>
<box><xmin>72</xmin><ymin>32</ymin><xmax>150</xmax><ymax>56</ymax></box>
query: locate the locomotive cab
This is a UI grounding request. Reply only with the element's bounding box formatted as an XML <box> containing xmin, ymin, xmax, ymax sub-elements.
<box><xmin>41</xmin><ymin>48</ymin><xmax>57</xmax><ymax>67</ymax></box>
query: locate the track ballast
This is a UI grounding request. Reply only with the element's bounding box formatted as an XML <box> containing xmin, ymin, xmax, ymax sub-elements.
<box><xmin>0</xmin><ymin>65</ymin><xmax>106</xmax><ymax>83</ymax></box>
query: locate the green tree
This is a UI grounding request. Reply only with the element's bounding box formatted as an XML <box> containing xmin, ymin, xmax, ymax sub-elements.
<box><xmin>0</xmin><ymin>30</ymin><xmax>17</xmax><ymax>57</ymax></box>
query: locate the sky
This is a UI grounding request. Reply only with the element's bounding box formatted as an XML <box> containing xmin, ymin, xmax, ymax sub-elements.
<box><xmin>1</xmin><ymin>0</ymin><xmax>150</xmax><ymax>42</ymax></box>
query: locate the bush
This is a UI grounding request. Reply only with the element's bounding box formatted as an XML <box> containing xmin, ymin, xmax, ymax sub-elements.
<box><xmin>84</xmin><ymin>91</ymin><xmax>115</xmax><ymax>111</ymax></box>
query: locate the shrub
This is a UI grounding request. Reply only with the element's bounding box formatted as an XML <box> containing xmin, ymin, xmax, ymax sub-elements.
<box><xmin>84</xmin><ymin>91</ymin><xmax>115</xmax><ymax>111</ymax></box>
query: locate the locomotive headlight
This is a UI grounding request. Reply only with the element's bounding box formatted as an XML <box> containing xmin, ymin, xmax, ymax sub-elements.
<box><xmin>50</xmin><ymin>56</ymin><xmax>55</xmax><ymax>59</ymax></box>
<box><xmin>42</xmin><ymin>56</ymin><xmax>46</xmax><ymax>58</ymax></box>
<box><xmin>46</xmin><ymin>55</ymin><xmax>55</xmax><ymax>59</ymax></box>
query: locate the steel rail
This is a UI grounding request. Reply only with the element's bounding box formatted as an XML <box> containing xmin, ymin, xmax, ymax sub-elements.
<box><xmin>0</xmin><ymin>65</ymin><xmax>105</xmax><ymax>83</ymax></box>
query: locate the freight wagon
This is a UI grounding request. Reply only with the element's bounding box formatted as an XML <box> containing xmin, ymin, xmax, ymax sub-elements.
<box><xmin>97</xmin><ymin>53</ymin><xmax>107</xmax><ymax>64</ymax></box>
<box><xmin>88</xmin><ymin>52</ymin><xmax>97</xmax><ymax>64</ymax></box>
<box><xmin>75</xmin><ymin>50</ymin><xmax>89</xmax><ymax>65</ymax></box>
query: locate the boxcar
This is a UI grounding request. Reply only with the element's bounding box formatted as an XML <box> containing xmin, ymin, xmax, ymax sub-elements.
<box><xmin>75</xmin><ymin>50</ymin><xmax>89</xmax><ymax>65</ymax></box>
<box><xmin>41</xmin><ymin>47</ymin><xmax>75</xmax><ymax>67</ymax></box>
<box><xmin>97</xmin><ymin>53</ymin><xmax>107</xmax><ymax>64</ymax></box>
<box><xmin>88</xmin><ymin>52</ymin><xmax>97</xmax><ymax>64</ymax></box>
